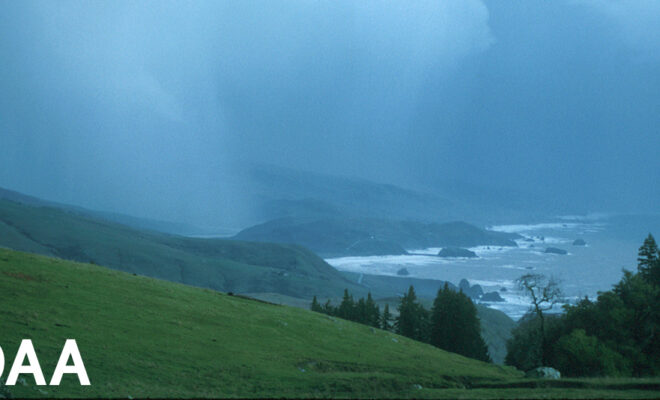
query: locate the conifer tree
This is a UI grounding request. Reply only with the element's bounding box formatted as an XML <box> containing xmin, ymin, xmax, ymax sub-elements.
<box><xmin>323</xmin><ymin>299</ymin><xmax>335</xmax><ymax>315</ymax></box>
<box><xmin>429</xmin><ymin>283</ymin><xmax>490</xmax><ymax>362</ymax></box>
<box><xmin>396</xmin><ymin>286</ymin><xmax>427</xmax><ymax>341</ymax></box>
<box><xmin>365</xmin><ymin>292</ymin><xmax>380</xmax><ymax>327</ymax></box>
<box><xmin>381</xmin><ymin>303</ymin><xmax>392</xmax><ymax>330</ymax></box>
<box><xmin>310</xmin><ymin>295</ymin><xmax>323</xmax><ymax>313</ymax></box>
<box><xmin>638</xmin><ymin>234</ymin><xmax>660</xmax><ymax>285</ymax></box>
<box><xmin>429</xmin><ymin>283</ymin><xmax>455</xmax><ymax>350</ymax></box>
<box><xmin>356</xmin><ymin>297</ymin><xmax>367</xmax><ymax>323</ymax></box>
<box><xmin>338</xmin><ymin>289</ymin><xmax>355</xmax><ymax>320</ymax></box>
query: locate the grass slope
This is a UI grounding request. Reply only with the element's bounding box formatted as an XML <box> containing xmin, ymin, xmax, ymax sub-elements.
<box><xmin>2</xmin><ymin>250</ymin><xmax>658</xmax><ymax>399</ymax></box>
<box><xmin>1</xmin><ymin>249</ymin><xmax>520</xmax><ymax>398</ymax></box>
<box><xmin>0</xmin><ymin>199</ymin><xmax>360</xmax><ymax>299</ymax></box>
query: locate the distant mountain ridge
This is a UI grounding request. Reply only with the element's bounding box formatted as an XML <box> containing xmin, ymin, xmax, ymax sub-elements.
<box><xmin>0</xmin><ymin>186</ymin><xmax>206</xmax><ymax>235</ymax></box>
<box><xmin>0</xmin><ymin>195</ymin><xmax>360</xmax><ymax>299</ymax></box>
<box><xmin>234</xmin><ymin>217</ymin><xmax>520</xmax><ymax>257</ymax></box>
<box><xmin>243</xmin><ymin>164</ymin><xmax>560</xmax><ymax>226</ymax></box>
<box><xmin>1</xmin><ymin>164</ymin><xmax>559</xmax><ymax>237</ymax></box>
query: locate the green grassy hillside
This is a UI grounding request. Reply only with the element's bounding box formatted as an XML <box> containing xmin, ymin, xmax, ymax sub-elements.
<box><xmin>0</xmin><ymin>199</ymin><xmax>361</xmax><ymax>299</ymax></box>
<box><xmin>244</xmin><ymin>289</ymin><xmax>515</xmax><ymax>365</ymax></box>
<box><xmin>0</xmin><ymin>248</ymin><xmax>521</xmax><ymax>398</ymax></box>
<box><xmin>2</xmin><ymin>249</ymin><xmax>658</xmax><ymax>399</ymax></box>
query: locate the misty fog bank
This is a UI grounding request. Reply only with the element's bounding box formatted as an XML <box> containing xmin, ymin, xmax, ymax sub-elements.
<box><xmin>1</xmin><ymin>1</ymin><xmax>658</xmax><ymax>228</ymax></box>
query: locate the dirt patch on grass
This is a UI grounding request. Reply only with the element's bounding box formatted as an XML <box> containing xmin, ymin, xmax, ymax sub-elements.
<box><xmin>2</xmin><ymin>271</ymin><xmax>40</xmax><ymax>281</ymax></box>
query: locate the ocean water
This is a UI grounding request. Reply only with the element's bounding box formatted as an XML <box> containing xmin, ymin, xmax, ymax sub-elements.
<box><xmin>326</xmin><ymin>216</ymin><xmax>653</xmax><ymax>320</ymax></box>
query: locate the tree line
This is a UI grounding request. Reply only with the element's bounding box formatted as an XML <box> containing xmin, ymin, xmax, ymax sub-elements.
<box><xmin>506</xmin><ymin>234</ymin><xmax>660</xmax><ymax>377</ymax></box>
<box><xmin>312</xmin><ymin>283</ymin><xmax>490</xmax><ymax>362</ymax></box>
<box><xmin>311</xmin><ymin>290</ymin><xmax>388</xmax><ymax>329</ymax></box>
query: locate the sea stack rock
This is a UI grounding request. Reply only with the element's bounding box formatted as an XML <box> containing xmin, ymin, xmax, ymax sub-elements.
<box><xmin>438</xmin><ymin>247</ymin><xmax>478</xmax><ymax>258</ymax></box>
<box><xmin>481</xmin><ymin>291</ymin><xmax>505</xmax><ymax>302</ymax></box>
<box><xmin>459</xmin><ymin>278</ymin><xmax>471</xmax><ymax>292</ymax></box>
<box><xmin>397</xmin><ymin>267</ymin><xmax>409</xmax><ymax>276</ymax></box>
<box><xmin>545</xmin><ymin>247</ymin><xmax>568</xmax><ymax>255</ymax></box>
<box><xmin>458</xmin><ymin>279</ymin><xmax>483</xmax><ymax>299</ymax></box>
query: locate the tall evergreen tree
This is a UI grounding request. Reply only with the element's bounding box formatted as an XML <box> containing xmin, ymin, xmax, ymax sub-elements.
<box><xmin>429</xmin><ymin>283</ymin><xmax>456</xmax><ymax>350</ymax></box>
<box><xmin>310</xmin><ymin>295</ymin><xmax>323</xmax><ymax>312</ymax></box>
<box><xmin>396</xmin><ymin>286</ymin><xmax>427</xmax><ymax>341</ymax></box>
<box><xmin>323</xmin><ymin>299</ymin><xmax>335</xmax><ymax>315</ymax></box>
<box><xmin>356</xmin><ymin>297</ymin><xmax>367</xmax><ymax>323</ymax></box>
<box><xmin>638</xmin><ymin>234</ymin><xmax>660</xmax><ymax>285</ymax></box>
<box><xmin>429</xmin><ymin>283</ymin><xmax>490</xmax><ymax>362</ymax></box>
<box><xmin>381</xmin><ymin>303</ymin><xmax>392</xmax><ymax>330</ymax></box>
<box><xmin>365</xmin><ymin>292</ymin><xmax>380</xmax><ymax>327</ymax></box>
<box><xmin>337</xmin><ymin>289</ymin><xmax>355</xmax><ymax>320</ymax></box>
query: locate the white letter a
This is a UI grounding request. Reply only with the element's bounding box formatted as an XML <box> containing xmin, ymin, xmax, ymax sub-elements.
<box><xmin>0</xmin><ymin>345</ymin><xmax>4</xmax><ymax>379</ymax></box>
<box><xmin>49</xmin><ymin>339</ymin><xmax>90</xmax><ymax>386</ymax></box>
<box><xmin>6</xmin><ymin>339</ymin><xmax>46</xmax><ymax>385</ymax></box>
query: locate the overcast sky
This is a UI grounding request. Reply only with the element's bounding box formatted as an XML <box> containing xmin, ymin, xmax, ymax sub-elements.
<box><xmin>1</xmin><ymin>0</ymin><xmax>658</xmax><ymax>224</ymax></box>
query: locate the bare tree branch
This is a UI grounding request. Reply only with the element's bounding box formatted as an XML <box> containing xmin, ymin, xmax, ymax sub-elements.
<box><xmin>516</xmin><ymin>273</ymin><xmax>563</xmax><ymax>365</ymax></box>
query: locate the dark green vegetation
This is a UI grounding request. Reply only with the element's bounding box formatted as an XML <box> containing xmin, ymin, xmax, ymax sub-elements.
<box><xmin>429</xmin><ymin>284</ymin><xmax>491</xmax><ymax>362</ymax></box>
<box><xmin>339</xmin><ymin>272</ymin><xmax>514</xmax><ymax>364</ymax></box>
<box><xmin>506</xmin><ymin>235</ymin><xmax>660</xmax><ymax>377</ymax></box>
<box><xmin>234</xmin><ymin>217</ymin><xmax>519</xmax><ymax>257</ymax></box>
<box><xmin>0</xmin><ymin>198</ymin><xmax>361</xmax><ymax>298</ymax></box>
<box><xmin>245</xmin><ymin>287</ymin><xmax>515</xmax><ymax>365</ymax></box>
<box><xmin>313</xmin><ymin>286</ymin><xmax>491</xmax><ymax>363</ymax></box>
<box><xmin>391</xmin><ymin>285</ymin><xmax>490</xmax><ymax>362</ymax></box>
<box><xmin>2</xmin><ymin>249</ymin><xmax>659</xmax><ymax>399</ymax></box>
<box><xmin>311</xmin><ymin>290</ymin><xmax>385</xmax><ymax>329</ymax></box>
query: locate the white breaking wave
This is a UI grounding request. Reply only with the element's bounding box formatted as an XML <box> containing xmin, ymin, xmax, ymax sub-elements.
<box><xmin>326</xmin><ymin>253</ymin><xmax>446</xmax><ymax>268</ymax></box>
<box><xmin>489</xmin><ymin>221</ymin><xmax>606</xmax><ymax>235</ymax></box>
<box><xmin>468</xmin><ymin>278</ymin><xmax>514</xmax><ymax>288</ymax></box>
<box><xmin>467</xmin><ymin>245</ymin><xmax>519</xmax><ymax>256</ymax></box>
<box><xmin>407</xmin><ymin>247</ymin><xmax>443</xmax><ymax>255</ymax></box>
<box><xmin>498</xmin><ymin>264</ymin><xmax>529</xmax><ymax>271</ymax></box>
<box><xmin>488</xmin><ymin>222</ymin><xmax>582</xmax><ymax>233</ymax></box>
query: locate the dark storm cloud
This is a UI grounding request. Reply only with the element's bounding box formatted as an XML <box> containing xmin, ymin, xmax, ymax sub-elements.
<box><xmin>0</xmin><ymin>1</ymin><xmax>658</xmax><ymax>226</ymax></box>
